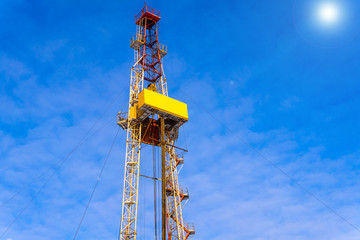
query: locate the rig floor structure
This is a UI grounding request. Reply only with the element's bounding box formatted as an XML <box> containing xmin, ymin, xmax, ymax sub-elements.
<box><xmin>117</xmin><ymin>5</ymin><xmax>195</xmax><ymax>240</ymax></box>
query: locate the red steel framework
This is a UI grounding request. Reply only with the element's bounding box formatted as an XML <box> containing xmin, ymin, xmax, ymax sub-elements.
<box><xmin>137</xmin><ymin>5</ymin><xmax>163</xmax><ymax>83</ymax></box>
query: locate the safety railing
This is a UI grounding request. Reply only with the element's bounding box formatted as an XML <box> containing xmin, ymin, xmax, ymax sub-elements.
<box><xmin>183</xmin><ymin>221</ymin><xmax>195</xmax><ymax>235</ymax></box>
<box><xmin>117</xmin><ymin>111</ymin><xmax>129</xmax><ymax>129</ymax></box>
<box><xmin>135</xmin><ymin>5</ymin><xmax>161</xmax><ymax>23</ymax></box>
<box><xmin>175</xmin><ymin>152</ymin><xmax>184</xmax><ymax>166</ymax></box>
<box><xmin>179</xmin><ymin>186</ymin><xmax>188</xmax><ymax>195</ymax></box>
<box><xmin>159</xmin><ymin>43</ymin><xmax>167</xmax><ymax>53</ymax></box>
<box><xmin>130</xmin><ymin>33</ymin><xmax>144</xmax><ymax>46</ymax></box>
<box><xmin>118</xmin><ymin>110</ymin><xmax>127</xmax><ymax>119</ymax></box>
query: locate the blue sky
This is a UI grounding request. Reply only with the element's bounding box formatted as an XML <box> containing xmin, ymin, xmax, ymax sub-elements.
<box><xmin>1</xmin><ymin>0</ymin><xmax>360</xmax><ymax>239</ymax></box>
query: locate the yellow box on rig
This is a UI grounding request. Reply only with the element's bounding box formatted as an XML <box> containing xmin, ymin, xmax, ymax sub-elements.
<box><xmin>129</xmin><ymin>105</ymin><xmax>137</xmax><ymax>119</ymax></box>
<box><xmin>138</xmin><ymin>89</ymin><xmax>188</xmax><ymax>121</ymax></box>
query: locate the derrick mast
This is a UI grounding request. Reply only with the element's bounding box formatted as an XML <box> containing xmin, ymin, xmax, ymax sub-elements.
<box><xmin>117</xmin><ymin>5</ymin><xmax>195</xmax><ymax>240</ymax></box>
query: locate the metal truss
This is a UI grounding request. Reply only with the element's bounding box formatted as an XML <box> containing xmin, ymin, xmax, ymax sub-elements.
<box><xmin>119</xmin><ymin>5</ymin><xmax>194</xmax><ymax>240</ymax></box>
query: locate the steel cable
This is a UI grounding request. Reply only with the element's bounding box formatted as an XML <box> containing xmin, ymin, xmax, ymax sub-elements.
<box><xmin>153</xmin><ymin>143</ymin><xmax>158</xmax><ymax>240</ymax></box>
<box><xmin>0</xmin><ymin>88</ymin><xmax>125</xmax><ymax>209</ymax></box>
<box><xmin>180</xmin><ymin>89</ymin><xmax>360</xmax><ymax>234</ymax></box>
<box><xmin>0</xmin><ymin>89</ymin><xmax>125</xmax><ymax>239</ymax></box>
<box><xmin>0</xmin><ymin>118</ymin><xmax>116</xmax><ymax>240</ymax></box>
<box><xmin>73</xmin><ymin>126</ymin><xmax>120</xmax><ymax>239</ymax></box>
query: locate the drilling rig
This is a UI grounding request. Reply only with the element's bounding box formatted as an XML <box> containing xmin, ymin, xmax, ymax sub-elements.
<box><xmin>117</xmin><ymin>5</ymin><xmax>195</xmax><ymax>240</ymax></box>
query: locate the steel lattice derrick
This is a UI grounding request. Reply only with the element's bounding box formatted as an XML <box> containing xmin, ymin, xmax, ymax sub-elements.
<box><xmin>119</xmin><ymin>5</ymin><xmax>193</xmax><ymax>240</ymax></box>
<box><xmin>120</xmin><ymin>46</ymin><xmax>144</xmax><ymax>240</ymax></box>
<box><xmin>138</xmin><ymin>17</ymin><xmax>162</xmax><ymax>84</ymax></box>
<box><xmin>165</xmin><ymin>139</ymin><xmax>186</xmax><ymax>240</ymax></box>
<box><xmin>120</xmin><ymin>123</ymin><xmax>142</xmax><ymax>239</ymax></box>
<box><xmin>156</xmin><ymin>65</ymin><xmax>168</xmax><ymax>96</ymax></box>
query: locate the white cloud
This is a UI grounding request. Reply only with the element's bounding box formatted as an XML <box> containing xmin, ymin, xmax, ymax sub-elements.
<box><xmin>1</xmin><ymin>44</ymin><xmax>359</xmax><ymax>240</ymax></box>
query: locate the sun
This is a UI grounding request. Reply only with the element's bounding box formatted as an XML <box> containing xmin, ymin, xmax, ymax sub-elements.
<box><xmin>317</xmin><ymin>2</ymin><xmax>341</xmax><ymax>25</ymax></box>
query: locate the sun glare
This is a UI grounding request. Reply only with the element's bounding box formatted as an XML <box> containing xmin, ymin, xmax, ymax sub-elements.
<box><xmin>294</xmin><ymin>0</ymin><xmax>358</xmax><ymax>47</ymax></box>
<box><xmin>317</xmin><ymin>2</ymin><xmax>341</xmax><ymax>26</ymax></box>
